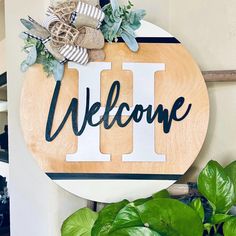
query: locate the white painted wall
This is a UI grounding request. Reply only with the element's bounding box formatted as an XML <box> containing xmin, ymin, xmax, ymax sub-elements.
<box><xmin>5</xmin><ymin>1</ymin><xmax>87</xmax><ymax>236</ymax></box>
<box><xmin>0</xmin><ymin>0</ymin><xmax>5</xmax><ymax>41</ymax></box>
<box><xmin>0</xmin><ymin>39</ymin><xmax>6</xmax><ymax>74</ymax></box>
<box><xmin>4</xmin><ymin>0</ymin><xmax>236</xmax><ymax>235</ymax></box>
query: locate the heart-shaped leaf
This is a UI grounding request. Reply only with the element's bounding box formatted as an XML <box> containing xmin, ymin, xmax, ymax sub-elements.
<box><xmin>92</xmin><ymin>200</ymin><xmax>129</xmax><ymax>236</ymax></box>
<box><xmin>225</xmin><ymin>161</ymin><xmax>236</xmax><ymax>201</ymax></box>
<box><xmin>211</xmin><ymin>214</ymin><xmax>233</xmax><ymax>224</ymax></box>
<box><xmin>198</xmin><ymin>161</ymin><xmax>236</xmax><ymax>213</ymax></box>
<box><xmin>61</xmin><ymin>208</ymin><xmax>98</xmax><ymax>236</ymax></box>
<box><xmin>136</xmin><ymin>198</ymin><xmax>203</xmax><ymax>236</ymax></box>
<box><xmin>223</xmin><ymin>217</ymin><xmax>236</xmax><ymax>236</ymax></box>
<box><xmin>190</xmin><ymin>198</ymin><xmax>205</xmax><ymax>222</ymax></box>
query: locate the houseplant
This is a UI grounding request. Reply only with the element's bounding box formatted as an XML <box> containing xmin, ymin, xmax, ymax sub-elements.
<box><xmin>61</xmin><ymin>160</ymin><xmax>236</xmax><ymax>236</ymax></box>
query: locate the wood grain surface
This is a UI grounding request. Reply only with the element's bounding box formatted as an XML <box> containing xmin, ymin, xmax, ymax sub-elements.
<box><xmin>20</xmin><ymin>42</ymin><xmax>209</xmax><ymax>175</ymax></box>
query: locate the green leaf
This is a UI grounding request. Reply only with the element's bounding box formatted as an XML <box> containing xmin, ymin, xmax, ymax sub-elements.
<box><xmin>198</xmin><ymin>160</ymin><xmax>236</xmax><ymax>213</ymax></box>
<box><xmin>61</xmin><ymin>208</ymin><xmax>98</xmax><ymax>236</ymax></box>
<box><xmin>108</xmin><ymin>202</ymin><xmax>144</xmax><ymax>233</ymax></box>
<box><xmin>190</xmin><ymin>198</ymin><xmax>205</xmax><ymax>222</ymax></box>
<box><xmin>211</xmin><ymin>214</ymin><xmax>233</xmax><ymax>224</ymax></box>
<box><xmin>137</xmin><ymin>198</ymin><xmax>203</xmax><ymax>236</ymax></box>
<box><xmin>20</xmin><ymin>61</ymin><xmax>29</xmax><ymax>72</ymax></box>
<box><xmin>110</xmin><ymin>0</ymin><xmax>119</xmax><ymax>11</ymax></box>
<box><xmin>91</xmin><ymin>200</ymin><xmax>129</xmax><ymax>236</ymax></box>
<box><xmin>133</xmin><ymin>197</ymin><xmax>152</xmax><ymax>206</ymax></box>
<box><xmin>20</xmin><ymin>18</ymin><xmax>34</xmax><ymax>30</ymax></box>
<box><xmin>152</xmin><ymin>189</ymin><xmax>170</xmax><ymax>199</ymax></box>
<box><xmin>25</xmin><ymin>45</ymin><xmax>37</xmax><ymax>66</ymax></box>
<box><xmin>110</xmin><ymin>227</ymin><xmax>162</xmax><ymax>236</ymax></box>
<box><xmin>204</xmin><ymin>223</ymin><xmax>213</xmax><ymax>234</ymax></box>
<box><xmin>120</xmin><ymin>31</ymin><xmax>139</xmax><ymax>52</ymax></box>
<box><xmin>225</xmin><ymin>161</ymin><xmax>236</xmax><ymax>201</ymax></box>
<box><xmin>223</xmin><ymin>217</ymin><xmax>236</xmax><ymax>236</ymax></box>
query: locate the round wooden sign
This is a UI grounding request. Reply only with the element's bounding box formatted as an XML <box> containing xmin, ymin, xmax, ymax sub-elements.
<box><xmin>20</xmin><ymin>21</ymin><xmax>209</xmax><ymax>202</ymax></box>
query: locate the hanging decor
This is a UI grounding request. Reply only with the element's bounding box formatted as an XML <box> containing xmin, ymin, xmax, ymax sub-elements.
<box><xmin>20</xmin><ymin>0</ymin><xmax>209</xmax><ymax>202</ymax></box>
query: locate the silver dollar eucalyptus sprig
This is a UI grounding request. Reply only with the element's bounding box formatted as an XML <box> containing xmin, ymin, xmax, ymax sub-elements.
<box><xmin>101</xmin><ymin>0</ymin><xmax>146</xmax><ymax>52</ymax></box>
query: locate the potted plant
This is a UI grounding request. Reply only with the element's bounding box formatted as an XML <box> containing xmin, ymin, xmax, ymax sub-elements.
<box><xmin>61</xmin><ymin>160</ymin><xmax>236</xmax><ymax>236</ymax></box>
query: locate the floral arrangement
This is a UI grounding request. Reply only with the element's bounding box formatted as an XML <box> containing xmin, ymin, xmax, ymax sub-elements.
<box><xmin>101</xmin><ymin>0</ymin><xmax>146</xmax><ymax>52</ymax></box>
<box><xmin>20</xmin><ymin>0</ymin><xmax>146</xmax><ymax>81</ymax></box>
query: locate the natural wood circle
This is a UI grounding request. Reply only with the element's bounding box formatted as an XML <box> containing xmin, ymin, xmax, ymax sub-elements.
<box><xmin>20</xmin><ymin>42</ymin><xmax>209</xmax><ymax>176</ymax></box>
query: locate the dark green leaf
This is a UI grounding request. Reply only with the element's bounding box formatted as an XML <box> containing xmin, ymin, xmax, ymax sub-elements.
<box><xmin>204</xmin><ymin>223</ymin><xmax>213</xmax><ymax>234</ymax></box>
<box><xmin>91</xmin><ymin>200</ymin><xmax>129</xmax><ymax>236</ymax></box>
<box><xmin>198</xmin><ymin>160</ymin><xmax>236</xmax><ymax>213</ymax></box>
<box><xmin>211</xmin><ymin>214</ymin><xmax>233</xmax><ymax>224</ymax></box>
<box><xmin>223</xmin><ymin>217</ymin><xmax>236</xmax><ymax>236</ymax></box>
<box><xmin>137</xmin><ymin>198</ymin><xmax>203</xmax><ymax>236</ymax></box>
<box><xmin>61</xmin><ymin>208</ymin><xmax>98</xmax><ymax>236</ymax></box>
<box><xmin>190</xmin><ymin>198</ymin><xmax>205</xmax><ymax>222</ymax></box>
<box><xmin>133</xmin><ymin>197</ymin><xmax>152</xmax><ymax>206</ymax></box>
<box><xmin>109</xmin><ymin>202</ymin><xmax>144</xmax><ymax>233</ymax></box>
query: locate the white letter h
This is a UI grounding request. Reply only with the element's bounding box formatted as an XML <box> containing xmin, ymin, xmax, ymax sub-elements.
<box><xmin>66</xmin><ymin>62</ymin><xmax>166</xmax><ymax>163</ymax></box>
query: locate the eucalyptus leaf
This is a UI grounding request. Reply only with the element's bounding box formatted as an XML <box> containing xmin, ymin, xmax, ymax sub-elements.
<box><xmin>26</xmin><ymin>45</ymin><xmax>37</xmax><ymax>66</ymax></box>
<box><xmin>61</xmin><ymin>208</ymin><xmax>98</xmax><ymax>236</ymax></box>
<box><xmin>91</xmin><ymin>200</ymin><xmax>129</xmax><ymax>236</ymax></box>
<box><xmin>129</xmin><ymin>10</ymin><xmax>146</xmax><ymax>30</ymax></box>
<box><xmin>19</xmin><ymin>32</ymin><xmax>28</xmax><ymax>40</ymax></box>
<box><xmin>198</xmin><ymin>161</ymin><xmax>236</xmax><ymax>213</ymax></box>
<box><xmin>190</xmin><ymin>198</ymin><xmax>205</xmax><ymax>222</ymax></box>
<box><xmin>52</xmin><ymin>60</ymin><xmax>65</xmax><ymax>81</ymax></box>
<box><xmin>110</xmin><ymin>0</ymin><xmax>119</xmax><ymax>11</ymax></box>
<box><xmin>110</xmin><ymin>19</ymin><xmax>122</xmax><ymax>40</ymax></box>
<box><xmin>223</xmin><ymin>217</ymin><xmax>236</xmax><ymax>236</ymax></box>
<box><xmin>20</xmin><ymin>18</ymin><xmax>34</xmax><ymax>30</ymax></box>
<box><xmin>121</xmin><ymin>24</ymin><xmax>136</xmax><ymax>37</ymax></box>
<box><xmin>20</xmin><ymin>61</ymin><xmax>29</xmax><ymax>72</ymax></box>
<box><xmin>120</xmin><ymin>31</ymin><xmax>139</xmax><ymax>52</ymax></box>
<box><xmin>136</xmin><ymin>198</ymin><xmax>203</xmax><ymax>236</ymax></box>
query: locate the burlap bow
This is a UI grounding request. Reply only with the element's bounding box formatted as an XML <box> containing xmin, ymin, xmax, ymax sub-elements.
<box><xmin>21</xmin><ymin>0</ymin><xmax>106</xmax><ymax>65</ymax></box>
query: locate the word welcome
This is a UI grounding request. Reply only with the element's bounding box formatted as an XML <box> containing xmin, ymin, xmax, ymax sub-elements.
<box><xmin>46</xmin><ymin>80</ymin><xmax>192</xmax><ymax>142</ymax></box>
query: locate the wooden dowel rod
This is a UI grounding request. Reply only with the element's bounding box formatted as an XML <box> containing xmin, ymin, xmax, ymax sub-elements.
<box><xmin>202</xmin><ymin>70</ymin><xmax>236</xmax><ymax>82</ymax></box>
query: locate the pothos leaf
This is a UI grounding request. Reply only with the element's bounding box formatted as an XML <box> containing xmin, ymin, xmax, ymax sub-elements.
<box><xmin>61</xmin><ymin>208</ymin><xmax>98</xmax><ymax>236</ymax></box>
<box><xmin>223</xmin><ymin>217</ymin><xmax>236</xmax><ymax>236</ymax></box>
<box><xmin>190</xmin><ymin>198</ymin><xmax>205</xmax><ymax>222</ymax></box>
<box><xmin>198</xmin><ymin>160</ymin><xmax>236</xmax><ymax>214</ymax></box>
